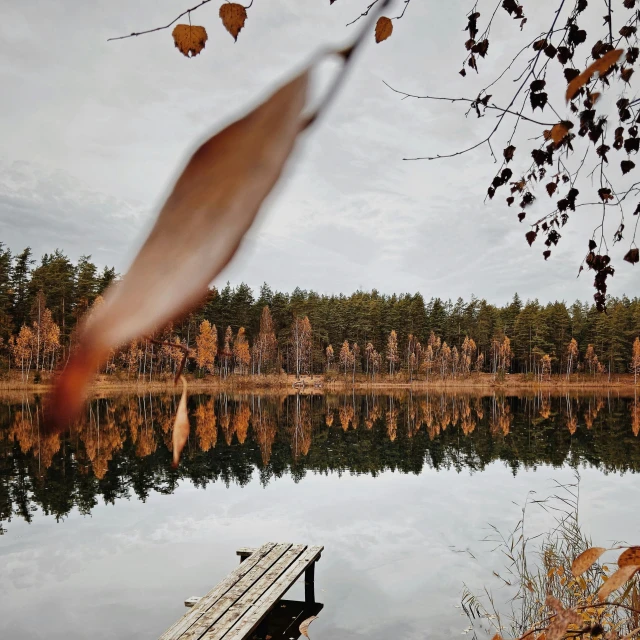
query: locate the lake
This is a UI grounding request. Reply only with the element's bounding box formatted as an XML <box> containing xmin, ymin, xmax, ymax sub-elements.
<box><xmin>1</xmin><ymin>390</ymin><xmax>640</xmax><ymax>640</ymax></box>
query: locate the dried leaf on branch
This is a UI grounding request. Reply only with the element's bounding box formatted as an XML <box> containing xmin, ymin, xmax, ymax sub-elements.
<box><xmin>219</xmin><ymin>3</ymin><xmax>248</xmax><ymax>41</ymax></box>
<box><xmin>375</xmin><ymin>17</ymin><xmax>393</xmax><ymax>42</ymax></box>
<box><xmin>172</xmin><ymin>24</ymin><xmax>208</xmax><ymax>57</ymax></box>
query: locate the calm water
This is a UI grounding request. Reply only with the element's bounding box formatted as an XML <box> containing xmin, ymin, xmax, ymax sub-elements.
<box><xmin>1</xmin><ymin>391</ymin><xmax>640</xmax><ymax>640</ymax></box>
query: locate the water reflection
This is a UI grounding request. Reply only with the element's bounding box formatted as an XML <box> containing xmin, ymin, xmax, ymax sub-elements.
<box><xmin>1</xmin><ymin>391</ymin><xmax>639</xmax><ymax>534</ymax></box>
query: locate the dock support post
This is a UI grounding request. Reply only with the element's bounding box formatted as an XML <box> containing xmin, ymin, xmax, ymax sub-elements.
<box><xmin>304</xmin><ymin>561</ymin><xmax>316</xmax><ymax>604</ymax></box>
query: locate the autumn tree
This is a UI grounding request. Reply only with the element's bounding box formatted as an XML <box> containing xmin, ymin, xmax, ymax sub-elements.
<box><xmin>233</xmin><ymin>327</ymin><xmax>251</xmax><ymax>374</ymax></box>
<box><xmin>352</xmin><ymin>342</ymin><xmax>360</xmax><ymax>383</ymax></box>
<box><xmin>253</xmin><ymin>306</ymin><xmax>276</xmax><ymax>375</ymax></box>
<box><xmin>386</xmin><ymin>330</ymin><xmax>399</xmax><ymax>376</ymax></box>
<box><xmin>291</xmin><ymin>316</ymin><xmax>312</xmax><ymax>378</ymax></box>
<box><xmin>585</xmin><ymin>343</ymin><xmax>598</xmax><ymax>376</ymax></box>
<box><xmin>221</xmin><ymin>325</ymin><xmax>233</xmax><ymax>377</ymax></box>
<box><xmin>541</xmin><ymin>354</ymin><xmax>552</xmax><ymax>381</ymax></box>
<box><xmin>326</xmin><ymin>344</ymin><xmax>334</xmax><ymax>371</ymax></box>
<box><xmin>461</xmin><ymin>336</ymin><xmax>477</xmax><ymax>376</ymax></box>
<box><xmin>567</xmin><ymin>338</ymin><xmax>579</xmax><ymax>379</ymax></box>
<box><xmin>196</xmin><ymin>320</ymin><xmax>217</xmax><ymax>375</ymax></box>
<box><xmin>339</xmin><ymin>340</ymin><xmax>352</xmax><ymax>377</ymax></box>
<box><xmin>11</xmin><ymin>325</ymin><xmax>34</xmax><ymax>381</ymax></box>
<box><xmin>631</xmin><ymin>337</ymin><xmax>640</xmax><ymax>384</ymax></box>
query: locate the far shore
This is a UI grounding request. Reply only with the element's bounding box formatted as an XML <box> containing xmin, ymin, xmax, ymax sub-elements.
<box><xmin>2</xmin><ymin>371</ymin><xmax>639</xmax><ymax>396</ymax></box>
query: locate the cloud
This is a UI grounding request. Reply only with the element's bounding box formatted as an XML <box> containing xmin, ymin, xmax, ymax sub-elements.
<box><xmin>0</xmin><ymin>0</ymin><xmax>636</xmax><ymax>303</ymax></box>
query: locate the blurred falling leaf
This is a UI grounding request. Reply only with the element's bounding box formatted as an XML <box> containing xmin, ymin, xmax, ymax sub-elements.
<box><xmin>46</xmin><ymin>0</ymin><xmax>390</xmax><ymax>434</ymax></box>
<box><xmin>619</xmin><ymin>547</ymin><xmax>640</xmax><ymax>566</ymax></box>
<box><xmin>219</xmin><ymin>3</ymin><xmax>247</xmax><ymax>41</ymax></box>
<box><xmin>566</xmin><ymin>49</ymin><xmax>623</xmax><ymax>101</ymax></box>
<box><xmin>172</xmin><ymin>376</ymin><xmax>189</xmax><ymax>468</ymax></box>
<box><xmin>172</xmin><ymin>24</ymin><xmax>208</xmax><ymax>57</ymax></box>
<box><xmin>46</xmin><ymin>69</ymin><xmax>310</xmax><ymax>431</ymax></box>
<box><xmin>546</xmin><ymin>594</ymin><xmax>565</xmax><ymax>613</ymax></box>
<box><xmin>571</xmin><ymin>547</ymin><xmax>607</xmax><ymax>577</ymax></box>
<box><xmin>598</xmin><ymin>565</ymin><xmax>640</xmax><ymax>601</ymax></box>
<box><xmin>375</xmin><ymin>16</ymin><xmax>393</xmax><ymax>42</ymax></box>
<box><xmin>300</xmin><ymin>616</ymin><xmax>318</xmax><ymax>638</ymax></box>
<box><xmin>547</xmin><ymin>609</ymin><xmax>582</xmax><ymax>640</ymax></box>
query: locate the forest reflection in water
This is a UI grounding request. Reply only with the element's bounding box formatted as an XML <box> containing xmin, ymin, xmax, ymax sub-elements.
<box><xmin>1</xmin><ymin>390</ymin><xmax>640</xmax><ymax>534</ymax></box>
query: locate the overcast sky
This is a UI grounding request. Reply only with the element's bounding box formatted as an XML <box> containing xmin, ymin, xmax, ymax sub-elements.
<box><xmin>1</xmin><ymin>0</ymin><xmax>638</xmax><ymax>305</ymax></box>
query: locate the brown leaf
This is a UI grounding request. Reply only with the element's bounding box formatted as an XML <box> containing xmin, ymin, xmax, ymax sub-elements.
<box><xmin>375</xmin><ymin>16</ymin><xmax>393</xmax><ymax>43</ymax></box>
<box><xmin>624</xmin><ymin>248</ymin><xmax>639</xmax><ymax>264</ymax></box>
<box><xmin>621</xmin><ymin>67</ymin><xmax>635</xmax><ymax>84</ymax></box>
<box><xmin>571</xmin><ymin>547</ymin><xmax>607</xmax><ymax>577</ymax></box>
<box><xmin>619</xmin><ymin>547</ymin><xmax>640</xmax><ymax>567</ymax></box>
<box><xmin>546</xmin><ymin>182</ymin><xmax>558</xmax><ymax>197</ymax></box>
<box><xmin>547</xmin><ymin>609</ymin><xmax>582</xmax><ymax>640</ymax></box>
<box><xmin>300</xmin><ymin>616</ymin><xmax>318</xmax><ymax>638</ymax></box>
<box><xmin>598</xmin><ymin>565</ymin><xmax>640</xmax><ymax>601</ymax></box>
<box><xmin>219</xmin><ymin>3</ymin><xmax>248</xmax><ymax>41</ymax></box>
<box><xmin>526</xmin><ymin>230</ymin><xmax>537</xmax><ymax>246</ymax></box>
<box><xmin>172</xmin><ymin>376</ymin><xmax>189</xmax><ymax>468</ymax></box>
<box><xmin>45</xmin><ymin>69</ymin><xmax>310</xmax><ymax>431</ymax></box>
<box><xmin>172</xmin><ymin>24</ymin><xmax>208</xmax><ymax>58</ymax></box>
<box><xmin>504</xmin><ymin>145</ymin><xmax>516</xmax><ymax>162</ymax></box>
<box><xmin>550</xmin><ymin>122</ymin><xmax>573</xmax><ymax>145</ymax></box>
<box><xmin>546</xmin><ymin>594</ymin><xmax>565</xmax><ymax>613</ymax></box>
<box><xmin>566</xmin><ymin>49</ymin><xmax>623</xmax><ymax>101</ymax></box>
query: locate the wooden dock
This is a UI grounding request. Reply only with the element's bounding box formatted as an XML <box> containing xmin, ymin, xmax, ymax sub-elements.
<box><xmin>160</xmin><ymin>542</ymin><xmax>323</xmax><ymax>640</ymax></box>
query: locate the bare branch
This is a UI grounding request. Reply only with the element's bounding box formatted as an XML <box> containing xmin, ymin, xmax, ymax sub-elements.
<box><xmin>107</xmin><ymin>0</ymin><xmax>215</xmax><ymax>41</ymax></box>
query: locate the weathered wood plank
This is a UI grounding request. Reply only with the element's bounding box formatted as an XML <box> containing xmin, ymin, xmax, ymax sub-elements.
<box><xmin>184</xmin><ymin>597</ymin><xmax>201</xmax><ymax>608</ymax></box>
<box><xmin>201</xmin><ymin>544</ymin><xmax>308</xmax><ymax>640</ymax></box>
<box><xmin>178</xmin><ymin>543</ymin><xmax>294</xmax><ymax>640</ymax></box>
<box><xmin>203</xmin><ymin>545</ymin><xmax>323</xmax><ymax>640</ymax></box>
<box><xmin>159</xmin><ymin>542</ymin><xmax>277</xmax><ymax>640</ymax></box>
<box><xmin>235</xmin><ymin>547</ymin><xmax>256</xmax><ymax>559</ymax></box>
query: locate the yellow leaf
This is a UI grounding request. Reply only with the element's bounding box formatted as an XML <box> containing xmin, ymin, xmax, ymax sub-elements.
<box><xmin>299</xmin><ymin>616</ymin><xmax>318</xmax><ymax>638</ymax></box>
<box><xmin>219</xmin><ymin>3</ymin><xmax>247</xmax><ymax>41</ymax></box>
<box><xmin>619</xmin><ymin>547</ymin><xmax>640</xmax><ymax>568</ymax></box>
<box><xmin>172</xmin><ymin>24</ymin><xmax>208</xmax><ymax>58</ymax></box>
<box><xmin>566</xmin><ymin>49</ymin><xmax>623</xmax><ymax>101</ymax></box>
<box><xmin>375</xmin><ymin>16</ymin><xmax>393</xmax><ymax>43</ymax></box>
<box><xmin>571</xmin><ymin>547</ymin><xmax>607</xmax><ymax>577</ymax></box>
<box><xmin>598</xmin><ymin>565</ymin><xmax>640</xmax><ymax>601</ymax></box>
<box><xmin>172</xmin><ymin>376</ymin><xmax>189</xmax><ymax>468</ymax></box>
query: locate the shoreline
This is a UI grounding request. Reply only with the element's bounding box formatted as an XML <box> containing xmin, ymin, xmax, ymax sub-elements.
<box><xmin>2</xmin><ymin>372</ymin><xmax>639</xmax><ymax>395</ymax></box>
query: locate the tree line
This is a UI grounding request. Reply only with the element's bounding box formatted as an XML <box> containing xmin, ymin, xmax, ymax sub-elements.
<box><xmin>2</xmin><ymin>244</ymin><xmax>640</xmax><ymax>381</ymax></box>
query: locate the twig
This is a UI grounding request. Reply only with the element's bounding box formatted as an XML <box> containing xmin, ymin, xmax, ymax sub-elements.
<box><xmin>346</xmin><ymin>0</ymin><xmax>382</xmax><ymax>27</ymax></box>
<box><xmin>108</xmin><ymin>0</ymin><xmax>215</xmax><ymax>41</ymax></box>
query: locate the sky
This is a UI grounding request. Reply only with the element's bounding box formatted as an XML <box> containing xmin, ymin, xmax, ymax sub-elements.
<box><xmin>1</xmin><ymin>0</ymin><xmax>638</xmax><ymax>305</ymax></box>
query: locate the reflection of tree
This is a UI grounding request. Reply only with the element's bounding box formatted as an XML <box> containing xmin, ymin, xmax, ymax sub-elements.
<box><xmin>339</xmin><ymin>395</ymin><xmax>354</xmax><ymax>432</ymax></box>
<box><xmin>233</xmin><ymin>402</ymin><xmax>250</xmax><ymax>444</ymax></box>
<box><xmin>489</xmin><ymin>397</ymin><xmax>512</xmax><ymax>437</ymax></box>
<box><xmin>289</xmin><ymin>395</ymin><xmax>312</xmax><ymax>459</ymax></box>
<box><xmin>386</xmin><ymin>397</ymin><xmax>398</xmax><ymax>442</ymax></box>
<box><xmin>219</xmin><ymin>396</ymin><xmax>235</xmax><ymax>446</ymax></box>
<box><xmin>3</xmin><ymin>392</ymin><xmax>640</xmax><ymax>532</ymax></box>
<box><xmin>631</xmin><ymin>394</ymin><xmax>640</xmax><ymax>438</ymax></box>
<box><xmin>252</xmin><ymin>397</ymin><xmax>276</xmax><ymax>466</ymax></box>
<box><xmin>584</xmin><ymin>397</ymin><xmax>604</xmax><ymax>430</ymax></box>
<box><xmin>195</xmin><ymin>398</ymin><xmax>217</xmax><ymax>452</ymax></box>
